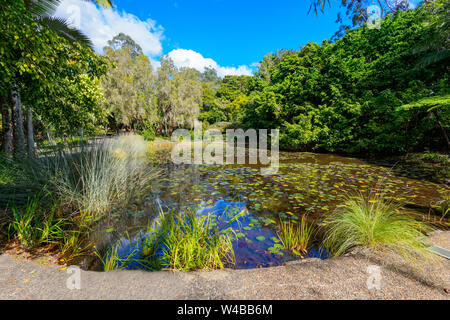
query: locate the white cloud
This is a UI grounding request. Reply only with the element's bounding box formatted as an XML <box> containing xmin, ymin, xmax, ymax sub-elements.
<box><xmin>54</xmin><ymin>0</ymin><xmax>164</xmax><ymax>57</ymax></box>
<box><xmin>407</xmin><ymin>0</ymin><xmax>419</xmax><ymax>9</ymax></box>
<box><xmin>168</xmin><ymin>49</ymin><xmax>253</xmax><ymax>77</ymax></box>
<box><xmin>54</xmin><ymin>1</ymin><xmax>252</xmax><ymax>77</ymax></box>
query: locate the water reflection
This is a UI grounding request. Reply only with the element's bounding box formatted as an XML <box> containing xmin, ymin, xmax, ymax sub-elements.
<box><xmin>89</xmin><ymin>152</ymin><xmax>448</xmax><ymax>271</ymax></box>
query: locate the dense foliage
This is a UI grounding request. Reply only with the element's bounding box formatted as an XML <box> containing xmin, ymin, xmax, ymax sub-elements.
<box><xmin>236</xmin><ymin>2</ymin><xmax>449</xmax><ymax>153</ymax></box>
<box><xmin>1</xmin><ymin>0</ymin><xmax>448</xmax><ymax>155</ymax></box>
<box><xmin>0</xmin><ymin>0</ymin><xmax>107</xmax><ymax>155</ymax></box>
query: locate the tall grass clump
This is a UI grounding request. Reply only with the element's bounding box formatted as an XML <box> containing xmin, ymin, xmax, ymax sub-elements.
<box><xmin>323</xmin><ymin>192</ymin><xmax>436</xmax><ymax>263</ymax></box>
<box><xmin>94</xmin><ymin>207</ymin><xmax>244</xmax><ymax>272</ymax></box>
<box><xmin>54</xmin><ymin>135</ymin><xmax>157</xmax><ymax>219</ymax></box>
<box><xmin>277</xmin><ymin>215</ymin><xmax>315</xmax><ymax>255</ymax></box>
<box><xmin>94</xmin><ymin>242</ymin><xmax>125</xmax><ymax>272</ymax></box>
<box><xmin>154</xmin><ymin>209</ymin><xmax>236</xmax><ymax>271</ymax></box>
<box><xmin>8</xmin><ymin>193</ymin><xmax>65</xmax><ymax>249</ymax></box>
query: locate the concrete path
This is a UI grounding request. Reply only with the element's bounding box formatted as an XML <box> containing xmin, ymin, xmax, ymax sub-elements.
<box><xmin>1</xmin><ymin>233</ymin><xmax>449</xmax><ymax>300</ymax></box>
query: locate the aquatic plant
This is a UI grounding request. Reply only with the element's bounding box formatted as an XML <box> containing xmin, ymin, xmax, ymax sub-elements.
<box><xmin>154</xmin><ymin>209</ymin><xmax>237</xmax><ymax>271</ymax></box>
<box><xmin>94</xmin><ymin>205</ymin><xmax>246</xmax><ymax>272</ymax></box>
<box><xmin>277</xmin><ymin>215</ymin><xmax>314</xmax><ymax>256</ymax></box>
<box><xmin>94</xmin><ymin>243</ymin><xmax>125</xmax><ymax>272</ymax></box>
<box><xmin>8</xmin><ymin>195</ymin><xmax>42</xmax><ymax>248</ymax></box>
<box><xmin>38</xmin><ymin>206</ymin><xmax>66</xmax><ymax>245</ymax></box>
<box><xmin>8</xmin><ymin>193</ymin><xmax>65</xmax><ymax>249</ymax></box>
<box><xmin>58</xmin><ymin>225</ymin><xmax>96</xmax><ymax>264</ymax></box>
<box><xmin>322</xmin><ymin>192</ymin><xmax>436</xmax><ymax>263</ymax></box>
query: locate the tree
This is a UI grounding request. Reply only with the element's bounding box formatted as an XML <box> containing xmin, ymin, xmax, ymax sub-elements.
<box><xmin>101</xmin><ymin>42</ymin><xmax>156</xmax><ymax>131</ymax></box>
<box><xmin>240</xmin><ymin>5</ymin><xmax>449</xmax><ymax>153</ymax></box>
<box><xmin>0</xmin><ymin>0</ymin><xmax>112</xmax><ymax>157</ymax></box>
<box><xmin>398</xmin><ymin>94</ymin><xmax>450</xmax><ymax>151</ymax></box>
<box><xmin>413</xmin><ymin>0</ymin><xmax>450</xmax><ymax>67</ymax></box>
<box><xmin>1</xmin><ymin>94</ymin><xmax>12</xmax><ymax>153</ymax></box>
<box><xmin>107</xmin><ymin>33</ymin><xmax>144</xmax><ymax>59</ymax></box>
<box><xmin>201</xmin><ymin>67</ymin><xmax>221</xmax><ymax>87</ymax></box>
<box><xmin>156</xmin><ymin>56</ymin><xmax>202</xmax><ymax>136</ymax></box>
<box><xmin>0</xmin><ymin>0</ymin><xmax>54</xmax><ymax>157</ymax></box>
<box><xmin>310</xmin><ymin>0</ymin><xmax>411</xmax><ymax>38</ymax></box>
<box><xmin>177</xmin><ymin>67</ymin><xmax>203</xmax><ymax>128</ymax></box>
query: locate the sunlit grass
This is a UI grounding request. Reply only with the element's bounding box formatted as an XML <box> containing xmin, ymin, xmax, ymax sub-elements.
<box><xmin>322</xmin><ymin>192</ymin><xmax>436</xmax><ymax>263</ymax></box>
<box><xmin>153</xmin><ymin>209</ymin><xmax>237</xmax><ymax>271</ymax></box>
<box><xmin>95</xmin><ymin>207</ymin><xmax>246</xmax><ymax>272</ymax></box>
<box><xmin>277</xmin><ymin>215</ymin><xmax>315</xmax><ymax>256</ymax></box>
<box><xmin>94</xmin><ymin>242</ymin><xmax>125</xmax><ymax>272</ymax></box>
<box><xmin>8</xmin><ymin>193</ymin><xmax>65</xmax><ymax>249</ymax></box>
<box><xmin>54</xmin><ymin>135</ymin><xmax>158</xmax><ymax>219</ymax></box>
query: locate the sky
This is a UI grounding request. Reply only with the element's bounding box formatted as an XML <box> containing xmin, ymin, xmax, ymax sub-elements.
<box><xmin>54</xmin><ymin>0</ymin><xmax>421</xmax><ymax>77</ymax></box>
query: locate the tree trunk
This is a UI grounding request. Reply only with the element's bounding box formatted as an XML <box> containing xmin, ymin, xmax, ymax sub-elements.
<box><xmin>79</xmin><ymin>127</ymin><xmax>84</xmax><ymax>152</ymax></box>
<box><xmin>1</xmin><ymin>95</ymin><xmax>13</xmax><ymax>154</ymax></box>
<box><xmin>11</xmin><ymin>87</ymin><xmax>26</xmax><ymax>157</ymax></box>
<box><xmin>432</xmin><ymin>109</ymin><xmax>450</xmax><ymax>152</ymax></box>
<box><xmin>27</xmin><ymin>107</ymin><xmax>35</xmax><ymax>158</ymax></box>
<box><xmin>46</xmin><ymin>131</ymin><xmax>55</xmax><ymax>146</ymax></box>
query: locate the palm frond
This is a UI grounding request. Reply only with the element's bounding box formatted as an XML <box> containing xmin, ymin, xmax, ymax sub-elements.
<box><xmin>40</xmin><ymin>16</ymin><xmax>94</xmax><ymax>50</ymax></box>
<box><xmin>82</xmin><ymin>0</ymin><xmax>114</xmax><ymax>8</ymax></box>
<box><xmin>25</xmin><ymin>0</ymin><xmax>113</xmax><ymax>18</ymax></box>
<box><xmin>417</xmin><ymin>50</ymin><xmax>450</xmax><ymax>68</ymax></box>
<box><xmin>24</xmin><ymin>0</ymin><xmax>62</xmax><ymax>17</ymax></box>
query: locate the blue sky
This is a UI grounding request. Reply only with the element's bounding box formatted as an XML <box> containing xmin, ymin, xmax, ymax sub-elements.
<box><xmin>54</xmin><ymin>0</ymin><xmax>421</xmax><ymax>76</ymax></box>
<box><xmin>114</xmin><ymin>0</ymin><xmax>347</xmax><ymax>66</ymax></box>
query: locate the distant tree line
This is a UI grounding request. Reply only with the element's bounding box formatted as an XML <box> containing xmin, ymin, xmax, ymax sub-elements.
<box><xmin>1</xmin><ymin>0</ymin><xmax>448</xmax><ymax>156</ymax></box>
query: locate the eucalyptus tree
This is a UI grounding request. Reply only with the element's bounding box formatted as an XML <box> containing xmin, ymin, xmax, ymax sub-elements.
<box><xmin>177</xmin><ymin>67</ymin><xmax>203</xmax><ymax>129</ymax></box>
<box><xmin>101</xmin><ymin>43</ymin><xmax>156</xmax><ymax>131</ymax></box>
<box><xmin>156</xmin><ymin>56</ymin><xmax>179</xmax><ymax>136</ymax></box>
<box><xmin>156</xmin><ymin>56</ymin><xmax>203</xmax><ymax>136</ymax></box>
<box><xmin>107</xmin><ymin>33</ymin><xmax>143</xmax><ymax>60</ymax></box>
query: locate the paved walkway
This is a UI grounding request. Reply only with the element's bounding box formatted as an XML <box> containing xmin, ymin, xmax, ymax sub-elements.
<box><xmin>0</xmin><ymin>232</ymin><xmax>448</xmax><ymax>300</ymax></box>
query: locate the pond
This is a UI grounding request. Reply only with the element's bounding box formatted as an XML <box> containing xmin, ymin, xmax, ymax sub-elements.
<box><xmin>85</xmin><ymin>151</ymin><xmax>449</xmax><ymax>271</ymax></box>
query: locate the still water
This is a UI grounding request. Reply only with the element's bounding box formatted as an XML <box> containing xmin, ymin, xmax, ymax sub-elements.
<box><xmin>87</xmin><ymin>151</ymin><xmax>448</xmax><ymax>270</ymax></box>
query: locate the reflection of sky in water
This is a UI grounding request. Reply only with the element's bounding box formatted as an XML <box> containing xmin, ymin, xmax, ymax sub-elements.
<box><xmin>95</xmin><ymin>152</ymin><xmax>447</xmax><ymax>271</ymax></box>
<box><xmin>108</xmin><ymin>200</ymin><xmax>324</xmax><ymax>271</ymax></box>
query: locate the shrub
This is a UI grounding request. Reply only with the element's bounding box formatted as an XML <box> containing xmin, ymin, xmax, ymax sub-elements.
<box><xmin>323</xmin><ymin>192</ymin><xmax>436</xmax><ymax>263</ymax></box>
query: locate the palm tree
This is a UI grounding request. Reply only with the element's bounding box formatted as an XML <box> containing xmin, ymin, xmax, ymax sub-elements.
<box><xmin>25</xmin><ymin>0</ymin><xmax>113</xmax><ymax>49</ymax></box>
<box><xmin>4</xmin><ymin>0</ymin><xmax>113</xmax><ymax>157</ymax></box>
<box><xmin>413</xmin><ymin>0</ymin><xmax>450</xmax><ymax>67</ymax></box>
